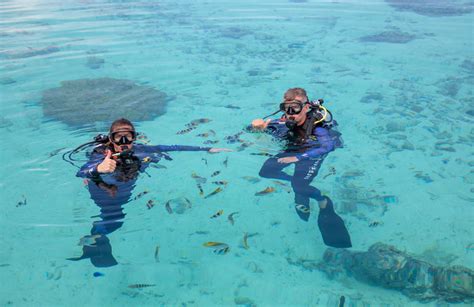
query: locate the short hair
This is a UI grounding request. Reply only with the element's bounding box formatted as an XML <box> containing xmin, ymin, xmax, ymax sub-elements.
<box><xmin>283</xmin><ymin>88</ymin><xmax>308</xmax><ymax>102</ymax></box>
<box><xmin>109</xmin><ymin>118</ymin><xmax>135</xmax><ymax>133</ymax></box>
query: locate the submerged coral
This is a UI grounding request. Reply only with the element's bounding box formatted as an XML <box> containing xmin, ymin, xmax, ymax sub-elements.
<box><xmin>360</xmin><ymin>31</ymin><xmax>416</xmax><ymax>43</ymax></box>
<box><xmin>85</xmin><ymin>56</ymin><xmax>105</xmax><ymax>69</ymax></box>
<box><xmin>1</xmin><ymin>46</ymin><xmax>60</xmax><ymax>59</ymax></box>
<box><xmin>40</xmin><ymin>78</ymin><xmax>169</xmax><ymax>127</ymax></box>
<box><xmin>385</xmin><ymin>0</ymin><xmax>473</xmax><ymax>17</ymax></box>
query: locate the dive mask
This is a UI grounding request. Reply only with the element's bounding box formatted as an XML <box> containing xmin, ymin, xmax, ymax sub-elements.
<box><xmin>279</xmin><ymin>100</ymin><xmax>308</xmax><ymax>115</ymax></box>
<box><xmin>109</xmin><ymin>130</ymin><xmax>136</xmax><ymax>145</ymax></box>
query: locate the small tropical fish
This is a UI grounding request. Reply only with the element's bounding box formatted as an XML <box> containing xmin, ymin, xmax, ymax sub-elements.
<box><xmin>250</xmin><ymin>152</ymin><xmax>273</xmax><ymax>157</ymax></box>
<box><xmin>204</xmin><ymin>187</ymin><xmax>223</xmax><ymax>199</ymax></box>
<box><xmin>16</xmin><ymin>195</ymin><xmax>27</xmax><ymax>207</ymax></box>
<box><xmin>176</xmin><ymin>126</ymin><xmax>197</xmax><ymax>134</ymax></box>
<box><xmin>224</xmin><ymin>104</ymin><xmax>241</xmax><ymax>109</ymax></box>
<box><xmin>142</xmin><ymin>156</ymin><xmax>151</xmax><ymax>163</ymax></box>
<box><xmin>369</xmin><ymin>221</ymin><xmax>382</xmax><ymax>227</ymax></box>
<box><xmin>186</xmin><ymin>118</ymin><xmax>211</xmax><ymax>127</ymax></box>
<box><xmin>133</xmin><ymin>190</ymin><xmax>149</xmax><ymax>201</ymax></box>
<box><xmin>146</xmin><ymin>200</ymin><xmax>155</xmax><ymax>210</ymax></box>
<box><xmin>224</xmin><ymin>131</ymin><xmax>244</xmax><ymax>144</ymax></box>
<box><xmin>93</xmin><ymin>272</ymin><xmax>104</xmax><ymax>277</ymax></box>
<box><xmin>323</xmin><ymin>166</ymin><xmax>336</xmax><ymax>179</ymax></box>
<box><xmin>210</xmin><ymin>170</ymin><xmax>221</xmax><ymax>177</ymax></box>
<box><xmin>197</xmin><ymin>183</ymin><xmax>204</xmax><ymax>196</ymax></box>
<box><xmin>48</xmin><ymin>147</ymin><xmax>66</xmax><ymax>157</ymax></box>
<box><xmin>466</xmin><ymin>243</ymin><xmax>474</xmax><ymax>252</ymax></box>
<box><xmin>272</xmin><ymin>180</ymin><xmax>289</xmax><ymax>187</ymax></box>
<box><xmin>150</xmin><ymin>164</ymin><xmax>167</xmax><ymax>169</ymax></box>
<box><xmin>223</xmin><ymin>156</ymin><xmax>228</xmax><ymax>167</ymax></box>
<box><xmin>165</xmin><ymin>201</ymin><xmax>173</xmax><ymax>214</ymax></box>
<box><xmin>212</xmin><ymin>181</ymin><xmax>228</xmax><ymax>185</ymax></box>
<box><xmin>295</xmin><ymin>204</ymin><xmax>310</xmax><ymax>214</ymax></box>
<box><xmin>204</xmin><ymin>140</ymin><xmax>219</xmax><ymax>145</ymax></box>
<box><xmin>242</xmin><ymin>176</ymin><xmax>260</xmax><ymax>183</ymax></box>
<box><xmin>128</xmin><ymin>284</ymin><xmax>156</xmax><ymax>289</ymax></box>
<box><xmin>194</xmin><ymin>231</ymin><xmax>210</xmax><ymax>235</ymax></box>
<box><xmin>243</xmin><ymin>232</ymin><xmax>249</xmax><ymax>249</ymax></box>
<box><xmin>203</xmin><ymin>242</ymin><xmax>226</xmax><ymax>247</ymax></box>
<box><xmin>272</xmin><ymin>180</ymin><xmax>291</xmax><ymax>193</ymax></box>
<box><xmin>339</xmin><ymin>295</ymin><xmax>345</xmax><ymax>307</ymax></box>
<box><xmin>196</xmin><ymin>133</ymin><xmax>209</xmax><ymax>138</ymax></box>
<box><xmin>255</xmin><ymin>187</ymin><xmax>275</xmax><ymax>196</ymax></box>
<box><xmin>236</xmin><ymin>142</ymin><xmax>253</xmax><ymax>151</ymax></box>
<box><xmin>184</xmin><ymin>197</ymin><xmax>192</xmax><ymax>208</ymax></box>
<box><xmin>192</xmin><ymin>172</ymin><xmax>207</xmax><ymax>184</ymax></box>
<box><xmin>227</xmin><ymin>212</ymin><xmax>239</xmax><ymax>225</ymax></box>
<box><xmin>78</xmin><ymin>234</ymin><xmax>101</xmax><ymax>247</ymax></box>
<box><xmin>213</xmin><ymin>245</ymin><xmax>230</xmax><ymax>255</ymax></box>
<box><xmin>154</xmin><ymin>245</ymin><xmax>160</xmax><ymax>262</ymax></box>
<box><xmin>201</xmin><ymin>158</ymin><xmax>208</xmax><ymax>165</ymax></box>
<box><xmin>210</xmin><ymin>210</ymin><xmax>223</xmax><ymax>219</ymax></box>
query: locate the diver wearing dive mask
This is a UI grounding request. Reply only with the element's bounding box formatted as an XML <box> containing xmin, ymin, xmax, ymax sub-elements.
<box><xmin>248</xmin><ymin>87</ymin><xmax>350</xmax><ymax>248</ymax></box>
<box><xmin>279</xmin><ymin>99</ymin><xmax>309</xmax><ymax>130</ymax></box>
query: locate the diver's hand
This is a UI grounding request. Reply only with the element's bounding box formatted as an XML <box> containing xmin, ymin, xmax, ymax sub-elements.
<box><xmin>208</xmin><ymin>148</ymin><xmax>233</xmax><ymax>153</ymax></box>
<box><xmin>278</xmin><ymin>156</ymin><xmax>299</xmax><ymax>164</ymax></box>
<box><xmin>97</xmin><ymin>150</ymin><xmax>117</xmax><ymax>173</ymax></box>
<box><xmin>251</xmin><ymin>118</ymin><xmax>271</xmax><ymax>130</ymax></box>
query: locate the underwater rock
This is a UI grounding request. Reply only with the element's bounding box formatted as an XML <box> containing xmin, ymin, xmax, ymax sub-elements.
<box><xmin>360</xmin><ymin>31</ymin><xmax>416</xmax><ymax>43</ymax></box>
<box><xmin>166</xmin><ymin>197</ymin><xmax>192</xmax><ymax>214</ymax></box>
<box><xmin>0</xmin><ymin>116</ymin><xmax>13</xmax><ymax>129</ymax></box>
<box><xmin>460</xmin><ymin>59</ymin><xmax>474</xmax><ymax>74</ymax></box>
<box><xmin>0</xmin><ymin>77</ymin><xmax>16</xmax><ymax>85</ymax></box>
<box><xmin>435</xmin><ymin>77</ymin><xmax>461</xmax><ymax>97</ymax></box>
<box><xmin>385</xmin><ymin>121</ymin><xmax>405</xmax><ymax>132</ymax></box>
<box><xmin>385</xmin><ymin>0</ymin><xmax>473</xmax><ymax>17</ymax></box>
<box><xmin>360</xmin><ymin>92</ymin><xmax>383</xmax><ymax>103</ymax></box>
<box><xmin>1</xmin><ymin>46</ymin><xmax>60</xmax><ymax>59</ymax></box>
<box><xmin>220</xmin><ymin>27</ymin><xmax>252</xmax><ymax>39</ymax></box>
<box><xmin>234</xmin><ymin>297</ymin><xmax>256</xmax><ymax>306</ymax></box>
<box><xmin>318</xmin><ymin>242</ymin><xmax>474</xmax><ymax>303</ymax></box>
<box><xmin>85</xmin><ymin>56</ymin><xmax>105</xmax><ymax>69</ymax></box>
<box><xmin>40</xmin><ymin>78</ymin><xmax>168</xmax><ymax>127</ymax></box>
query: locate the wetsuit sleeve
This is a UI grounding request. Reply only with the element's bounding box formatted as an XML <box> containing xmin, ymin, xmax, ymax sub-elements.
<box><xmin>296</xmin><ymin>127</ymin><xmax>335</xmax><ymax>161</ymax></box>
<box><xmin>76</xmin><ymin>153</ymin><xmax>104</xmax><ymax>178</ymax></box>
<box><xmin>146</xmin><ymin>145</ymin><xmax>211</xmax><ymax>152</ymax></box>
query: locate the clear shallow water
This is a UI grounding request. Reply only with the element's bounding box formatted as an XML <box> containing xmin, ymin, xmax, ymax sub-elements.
<box><xmin>0</xmin><ymin>0</ymin><xmax>473</xmax><ymax>306</ymax></box>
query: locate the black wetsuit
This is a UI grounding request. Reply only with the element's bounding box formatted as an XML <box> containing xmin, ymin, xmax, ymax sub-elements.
<box><xmin>69</xmin><ymin>143</ymin><xmax>210</xmax><ymax>267</ymax></box>
<box><xmin>258</xmin><ymin>112</ymin><xmax>343</xmax><ymax>221</ymax></box>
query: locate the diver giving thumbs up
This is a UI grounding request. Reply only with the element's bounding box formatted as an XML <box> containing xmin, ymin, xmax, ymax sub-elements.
<box><xmin>97</xmin><ymin>150</ymin><xmax>117</xmax><ymax>173</ymax></box>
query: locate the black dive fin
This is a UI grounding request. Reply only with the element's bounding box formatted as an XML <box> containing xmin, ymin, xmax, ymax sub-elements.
<box><xmin>67</xmin><ymin>235</ymin><xmax>118</xmax><ymax>267</ymax></box>
<box><xmin>317</xmin><ymin>197</ymin><xmax>352</xmax><ymax>248</ymax></box>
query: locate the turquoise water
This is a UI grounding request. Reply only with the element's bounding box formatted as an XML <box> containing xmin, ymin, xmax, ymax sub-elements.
<box><xmin>1</xmin><ymin>0</ymin><xmax>473</xmax><ymax>306</ymax></box>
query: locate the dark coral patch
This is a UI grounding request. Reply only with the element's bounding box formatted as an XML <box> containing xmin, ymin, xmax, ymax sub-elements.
<box><xmin>360</xmin><ymin>31</ymin><xmax>416</xmax><ymax>43</ymax></box>
<box><xmin>41</xmin><ymin>78</ymin><xmax>169</xmax><ymax>127</ymax></box>
<box><xmin>385</xmin><ymin>0</ymin><xmax>473</xmax><ymax>17</ymax></box>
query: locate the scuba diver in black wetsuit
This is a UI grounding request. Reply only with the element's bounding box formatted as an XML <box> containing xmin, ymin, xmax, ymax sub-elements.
<box><xmin>250</xmin><ymin>88</ymin><xmax>351</xmax><ymax>248</ymax></box>
<box><xmin>67</xmin><ymin>118</ymin><xmax>231</xmax><ymax>267</ymax></box>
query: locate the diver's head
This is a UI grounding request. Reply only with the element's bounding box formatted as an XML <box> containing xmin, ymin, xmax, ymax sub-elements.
<box><xmin>280</xmin><ymin>88</ymin><xmax>311</xmax><ymax>128</ymax></box>
<box><xmin>108</xmin><ymin>118</ymin><xmax>136</xmax><ymax>153</ymax></box>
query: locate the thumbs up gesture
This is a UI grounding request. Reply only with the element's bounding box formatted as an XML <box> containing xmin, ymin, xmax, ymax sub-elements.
<box><xmin>97</xmin><ymin>150</ymin><xmax>117</xmax><ymax>173</ymax></box>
